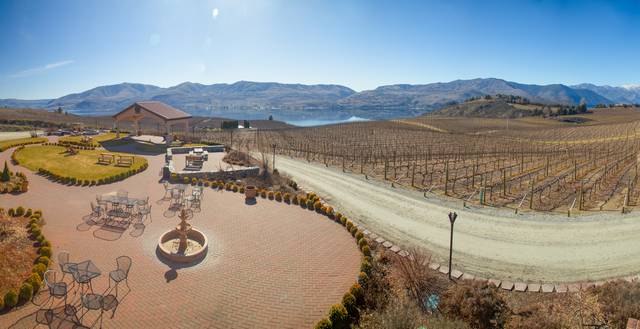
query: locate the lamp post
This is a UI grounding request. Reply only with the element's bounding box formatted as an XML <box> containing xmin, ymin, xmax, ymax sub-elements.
<box><xmin>447</xmin><ymin>211</ymin><xmax>457</xmax><ymax>280</ymax></box>
<box><xmin>272</xmin><ymin>144</ymin><xmax>277</xmax><ymax>172</ymax></box>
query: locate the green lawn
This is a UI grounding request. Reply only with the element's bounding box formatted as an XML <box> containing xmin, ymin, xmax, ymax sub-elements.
<box><xmin>0</xmin><ymin>137</ymin><xmax>47</xmax><ymax>152</ymax></box>
<box><xmin>14</xmin><ymin>145</ymin><xmax>147</xmax><ymax>181</ymax></box>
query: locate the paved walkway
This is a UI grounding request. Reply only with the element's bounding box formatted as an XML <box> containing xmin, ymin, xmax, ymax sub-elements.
<box><xmin>0</xmin><ymin>141</ymin><xmax>361</xmax><ymax>328</ymax></box>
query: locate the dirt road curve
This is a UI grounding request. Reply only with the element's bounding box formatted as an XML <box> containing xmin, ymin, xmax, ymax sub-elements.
<box><xmin>276</xmin><ymin>156</ymin><xmax>640</xmax><ymax>283</ymax></box>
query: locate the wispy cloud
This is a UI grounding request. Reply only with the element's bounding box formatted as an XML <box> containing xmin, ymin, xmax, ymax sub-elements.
<box><xmin>212</xmin><ymin>8</ymin><xmax>219</xmax><ymax>19</ymax></box>
<box><xmin>9</xmin><ymin>60</ymin><xmax>74</xmax><ymax>78</ymax></box>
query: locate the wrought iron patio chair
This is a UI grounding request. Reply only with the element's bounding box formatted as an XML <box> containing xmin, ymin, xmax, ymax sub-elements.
<box><xmin>57</xmin><ymin>251</ymin><xmax>78</xmax><ymax>284</ymax></box>
<box><xmin>108</xmin><ymin>256</ymin><xmax>132</xmax><ymax>296</ymax></box>
<box><xmin>89</xmin><ymin>202</ymin><xmax>103</xmax><ymax>220</ymax></box>
<box><xmin>96</xmin><ymin>195</ymin><xmax>108</xmax><ymax>208</ymax></box>
<box><xmin>43</xmin><ymin>270</ymin><xmax>69</xmax><ymax>311</ymax></box>
<box><xmin>79</xmin><ymin>293</ymin><xmax>105</xmax><ymax>328</ymax></box>
<box><xmin>137</xmin><ymin>204</ymin><xmax>152</xmax><ymax>223</ymax></box>
<box><xmin>162</xmin><ymin>182</ymin><xmax>173</xmax><ymax>200</ymax></box>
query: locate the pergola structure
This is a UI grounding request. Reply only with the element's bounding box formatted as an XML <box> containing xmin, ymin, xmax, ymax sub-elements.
<box><xmin>113</xmin><ymin>101</ymin><xmax>192</xmax><ymax>143</ymax></box>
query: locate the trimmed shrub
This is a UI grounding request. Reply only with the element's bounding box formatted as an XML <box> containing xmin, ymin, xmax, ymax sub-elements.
<box><xmin>350</xmin><ymin>283</ymin><xmax>364</xmax><ymax>306</ymax></box>
<box><xmin>306</xmin><ymin>199</ymin><xmax>315</xmax><ymax>210</ymax></box>
<box><xmin>361</xmin><ymin>245</ymin><xmax>371</xmax><ymax>257</ymax></box>
<box><xmin>350</xmin><ymin>226</ymin><xmax>358</xmax><ymax>237</ymax></box>
<box><xmin>358</xmin><ymin>238</ymin><xmax>368</xmax><ymax>250</ymax></box>
<box><xmin>30</xmin><ymin>225</ymin><xmax>41</xmax><ymax>237</ymax></box>
<box><xmin>361</xmin><ymin>259</ymin><xmax>372</xmax><ymax>275</ymax></box>
<box><xmin>239</xmin><ymin>186</ymin><xmax>245</xmax><ymax>193</ymax></box>
<box><xmin>19</xmin><ymin>283</ymin><xmax>33</xmax><ymax>303</ymax></box>
<box><xmin>358</xmin><ymin>271</ymin><xmax>369</xmax><ymax>286</ymax></box>
<box><xmin>260</xmin><ymin>190</ymin><xmax>267</xmax><ymax>198</ymax></box>
<box><xmin>33</xmin><ymin>263</ymin><xmax>47</xmax><ymax>279</ymax></box>
<box><xmin>232</xmin><ymin>185</ymin><xmax>238</xmax><ymax>192</ymax></box>
<box><xmin>24</xmin><ymin>208</ymin><xmax>32</xmax><ymax>217</ymax></box>
<box><xmin>27</xmin><ymin>273</ymin><xmax>42</xmax><ymax>293</ymax></box>
<box><xmin>328</xmin><ymin>304</ymin><xmax>349</xmax><ymax>329</ymax></box>
<box><xmin>39</xmin><ymin>246</ymin><xmax>52</xmax><ymax>258</ymax></box>
<box><xmin>283</xmin><ymin>192</ymin><xmax>291</xmax><ymax>203</ymax></box>
<box><xmin>340</xmin><ymin>216</ymin><xmax>347</xmax><ymax>226</ymax></box>
<box><xmin>36</xmin><ymin>256</ymin><xmax>50</xmax><ymax>267</ymax></box>
<box><xmin>268</xmin><ymin>191</ymin><xmax>274</xmax><ymax>199</ymax></box>
<box><xmin>4</xmin><ymin>290</ymin><xmax>18</xmax><ymax>308</ymax></box>
<box><xmin>275</xmin><ymin>191</ymin><xmax>282</xmax><ymax>201</ymax></box>
<box><xmin>342</xmin><ymin>292</ymin><xmax>358</xmax><ymax>320</ymax></box>
<box><xmin>8</xmin><ymin>208</ymin><xmax>15</xmax><ymax>217</ymax></box>
<box><xmin>355</xmin><ymin>231</ymin><xmax>364</xmax><ymax>241</ymax></box>
<box><xmin>40</xmin><ymin>240</ymin><xmax>51</xmax><ymax>248</ymax></box>
<box><xmin>346</xmin><ymin>221</ymin><xmax>353</xmax><ymax>231</ymax></box>
<box><xmin>314</xmin><ymin>318</ymin><xmax>332</xmax><ymax>329</ymax></box>
<box><xmin>36</xmin><ymin>234</ymin><xmax>45</xmax><ymax>244</ymax></box>
<box><xmin>314</xmin><ymin>201</ymin><xmax>322</xmax><ymax>212</ymax></box>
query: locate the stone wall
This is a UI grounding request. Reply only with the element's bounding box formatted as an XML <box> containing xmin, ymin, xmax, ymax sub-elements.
<box><xmin>163</xmin><ymin>146</ymin><xmax>259</xmax><ymax>181</ymax></box>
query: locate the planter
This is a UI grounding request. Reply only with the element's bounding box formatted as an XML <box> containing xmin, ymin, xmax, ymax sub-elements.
<box><xmin>245</xmin><ymin>185</ymin><xmax>257</xmax><ymax>199</ymax></box>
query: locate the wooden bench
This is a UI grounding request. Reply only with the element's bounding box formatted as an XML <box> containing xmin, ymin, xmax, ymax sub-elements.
<box><xmin>66</xmin><ymin>147</ymin><xmax>79</xmax><ymax>155</ymax></box>
<box><xmin>98</xmin><ymin>153</ymin><xmax>115</xmax><ymax>165</ymax></box>
<box><xmin>116</xmin><ymin>155</ymin><xmax>134</xmax><ymax>167</ymax></box>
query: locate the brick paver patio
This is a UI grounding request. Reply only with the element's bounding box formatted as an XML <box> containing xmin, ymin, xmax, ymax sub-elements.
<box><xmin>0</xmin><ymin>141</ymin><xmax>361</xmax><ymax>328</ymax></box>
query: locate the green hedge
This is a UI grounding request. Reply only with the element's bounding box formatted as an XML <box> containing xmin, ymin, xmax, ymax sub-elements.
<box><xmin>0</xmin><ymin>137</ymin><xmax>47</xmax><ymax>152</ymax></box>
<box><xmin>38</xmin><ymin>161</ymin><xmax>148</xmax><ymax>186</ymax></box>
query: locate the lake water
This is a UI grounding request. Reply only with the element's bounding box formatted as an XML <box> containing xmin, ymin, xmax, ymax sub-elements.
<box><xmin>286</xmin><ymin>116</ymin><xmax>370</xmax><ymax>127</ymax></box>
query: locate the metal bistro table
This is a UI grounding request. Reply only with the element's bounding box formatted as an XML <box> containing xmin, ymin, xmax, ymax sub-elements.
<box><xmin>69</xmin><ymin>260</ymin><xmax>101</xmax><ymax>295</ymax></box>
<box><xmin>102</xmin><ymin>194</ymin><xmax>143</xmax><ymax>218</ymax></box>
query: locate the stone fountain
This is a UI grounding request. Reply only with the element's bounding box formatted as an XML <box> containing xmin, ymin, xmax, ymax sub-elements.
<box><xmin>157</xmin><ymin>207</ymin><xmax>208</xmax><ymax>263</ymax></box>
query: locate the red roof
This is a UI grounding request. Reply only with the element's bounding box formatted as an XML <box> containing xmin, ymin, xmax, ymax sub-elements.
<box><xmin>115</xmin><ymin>101</ymin><xmax>192</xmax><ymax>121</ymax></box>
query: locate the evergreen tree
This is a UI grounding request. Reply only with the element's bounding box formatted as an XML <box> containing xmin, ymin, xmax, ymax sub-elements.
<box><xmin>1</xmin><ymin>161</ymin><xmax>10</xmax><ymax>182</ymax></box>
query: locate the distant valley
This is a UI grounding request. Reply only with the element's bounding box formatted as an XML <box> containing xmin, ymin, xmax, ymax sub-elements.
<box><xmin>2</xmin><ymin>78</ymin><xmax>640</xmax><ymax>121</ymax></box>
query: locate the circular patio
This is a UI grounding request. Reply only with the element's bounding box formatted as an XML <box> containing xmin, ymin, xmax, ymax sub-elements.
<box><xmin>0</xmin><ymin>141</ymin><xmax>361</xmax><ymax>328</ymax></box>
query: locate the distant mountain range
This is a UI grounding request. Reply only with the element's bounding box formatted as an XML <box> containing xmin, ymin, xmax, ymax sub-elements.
<box><xmin>2</xmin><ymin>78</ymin><xmax>639</xmax><ymax>120</ymax></box>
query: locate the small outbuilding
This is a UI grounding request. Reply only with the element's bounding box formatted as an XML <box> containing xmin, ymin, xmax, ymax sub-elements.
<box><xmin>113</xmin><ymin>101</ymin><xmax>192</xmax><ymax>142</ymax></box>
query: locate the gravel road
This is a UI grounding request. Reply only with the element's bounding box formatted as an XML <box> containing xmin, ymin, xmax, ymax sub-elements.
<box><xmin>275</xmin><ymin>156</ymin><xmax>640</xmax><ymax>283</ymax></box>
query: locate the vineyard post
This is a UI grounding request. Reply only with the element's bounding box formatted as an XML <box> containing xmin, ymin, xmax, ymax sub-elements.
<box><xmin>545</xmin><ymin>156</ymin><xmax>550</xmax><ymax>177</ymax></box>
<box><xmin>502</xmin><ymin>169</ymin><xmax>507</xmax><ymax>196</ymax></box>
<box><xmin>444</xmin><ymin>161</ymin><xmax>450</xmax><ymax>195</ymax></box>
<box><xmin>384</xmin><ymin>160</ymin><xmax>388</xmax><ymax>181</ymax></box>
<box><xmin>529</xmin><ymin>179</ymin><xmax>534</xmax><ymax>209</ymax></box>
<box><xmin>411</xmin><ymin>163</ymin><xmax>416</xmax><ymax>187</ymax></box>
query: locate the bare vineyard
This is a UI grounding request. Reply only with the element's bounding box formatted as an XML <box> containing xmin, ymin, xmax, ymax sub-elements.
<box><xmin>199</xmin><ymin>118</ymin><xmax>640</xmax><ymax>213</ymax></box>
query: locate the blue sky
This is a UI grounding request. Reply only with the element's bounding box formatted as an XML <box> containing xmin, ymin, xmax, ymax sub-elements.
<box><xmin>1</xmin><ymin>0</ymin><xmax>639</xmax><ymax>99</ymax></box>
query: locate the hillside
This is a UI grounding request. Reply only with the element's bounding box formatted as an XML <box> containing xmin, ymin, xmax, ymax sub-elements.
<box><xmin>338</xmin><ymin>78</ymin><xmax>611</xmax><ymax>113</ymax></box>
<box><xmin>572</xmin><ymin>83</ymin><xmax>640</xmax><ymax>104</ymax></box>
<box><xmin>432</xmin><ymin>98</ymin><xmax>535</xmax><ymax>118</ymax></box>
<box><xmin>0</xmin><ymin>78</ymin><xmax>627</xmax><ymax>120</ymax></box>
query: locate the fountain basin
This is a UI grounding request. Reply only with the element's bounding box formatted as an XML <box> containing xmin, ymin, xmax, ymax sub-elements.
<box><xmin>157</xmin><ymin>228</ymin><xmax>208</xmax><ymax>263</ymax></box>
